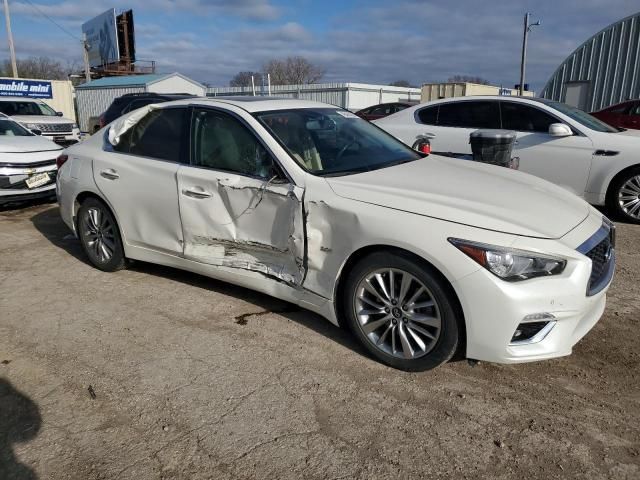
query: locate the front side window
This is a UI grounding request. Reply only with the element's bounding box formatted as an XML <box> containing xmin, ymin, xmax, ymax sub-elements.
<box><xmin>437</xmin><ymin>101</ymin><xmax>500</xmax><ymax>129</ymax></box>
<box><xmin>114</xmin><ymin>107</ymin><xmax>186</xmax><ymax>162</ymax></box>
<box><xmin>256</xmin><ymin>108</ymin><xmax>421</xmax><ymax>176</ymax></box>
<box><xmin>500</xmin><ymin>102</ymin><xmax>557</xmax><ymax>133</ymax></box>
<box><xmin>0</xmin><ymin>118</ymin><xmax>33</xmax><ymax>136</ymax></box>
<box><xmin>191</xmin><ymin>109</ymin><xmax>274</xmax><ymax>179</ymax></box>
<box><xmin>0</xmin><ymin>101</ymin><xmax>56</xmax><ymax>116</ymax></box>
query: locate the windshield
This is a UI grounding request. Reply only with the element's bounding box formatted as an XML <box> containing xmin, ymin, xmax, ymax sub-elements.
<box><xmin>546</xmin><ymin>101</ymin><xmax>620</xmax><ymax>133</ymax></box>
<box><xmin>0</xmin><ymin>100</ymin><xmax>57</xmax><ymax>116</ymax></box>
<box><xmin>256</xmin><ymin>108</ymin><xmax>421</xmax><ymax>176</ymax></box>
<box><xmin>0</xmin><ymin>118</ymin><xmax>33</xmax><ymax>136</ymax></box>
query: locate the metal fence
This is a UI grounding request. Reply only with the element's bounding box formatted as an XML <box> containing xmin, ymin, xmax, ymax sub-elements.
<box><xmin>206</xmin><ymin>82</ymin><xmax>421</xmax><ymax>111</ymax></box>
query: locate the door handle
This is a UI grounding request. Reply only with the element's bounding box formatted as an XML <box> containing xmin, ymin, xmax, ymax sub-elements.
<box><xmin>182</xmin><ymin>187</ymin><xmax>212</xmax><ymax>199</ymax></box>
<box><xmin>100</xmin><ymin>169</ymin><xmax>119</xmax><ymax>180</ymax></box>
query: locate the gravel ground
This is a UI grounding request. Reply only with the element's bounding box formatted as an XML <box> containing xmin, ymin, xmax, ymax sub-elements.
<box><xmin>1</xmin><ymin>201</ymin><xmax>638</xmax><ymax>480</ymax></box>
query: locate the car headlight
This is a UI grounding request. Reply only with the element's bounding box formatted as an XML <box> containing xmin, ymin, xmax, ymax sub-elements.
<box><xmin>72</xmin><ymin>123</ymin><xmax>78</xmax><ymax>129</ymax></box>
<box><xmin>23</xmin><ymin>123</ymin><xmax>38</xmax><ymax>130</ymax></box>
<box><xmin>449</xmin><ymin>238</ymin><xmax>566</xmax><ymax>281</ymax></box>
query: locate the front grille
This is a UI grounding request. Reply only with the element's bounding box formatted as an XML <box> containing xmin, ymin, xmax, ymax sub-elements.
<box><xmin>585</xmin><ymin>237</ymin><xmax>610</xmax><ymax>287</ymax></box>
<box><xmin>579</xmin><ymin>221</ymin><xmax>616</xmax><ymax>296</ymax></box>
<box><xmin>0</xmin><ymin>159</ymin><xmax>58</xmax><ymax>168</ymax></box>
<box><xmin>0</xmin><ymin>170</ymin><xmax>57</xmax><ymax>190</ymax></box>
<box><xmin>35</xmin><ymin>123</ymin><xmax>73</xmax><ymax>133</ymax></box>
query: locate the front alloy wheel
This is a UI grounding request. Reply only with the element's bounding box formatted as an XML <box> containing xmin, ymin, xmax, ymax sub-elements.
<box><xmin>354</xmin><ymin>269</ymin><xmax>442</xmax><ymax>360</ymax></box>
<box><xmin>344</xmin><ymin>251</ymin><xmax>460</xmax><ymax>371</ymax></box>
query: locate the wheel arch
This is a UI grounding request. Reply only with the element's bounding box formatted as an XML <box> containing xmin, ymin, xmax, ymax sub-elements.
<box><xmin>74</xmin><ymin>190</ymin><xmax>125</xmax><ymax>243</ymax></box>
<box><xmin>605</xmin><ymin>163</ymin><xmax>640</xmax><ymax>203</ymax></box>
<box><xmin>333</xmin><ymin>244</ymin><xmax>467</xmax><ymax>356</ymax></box>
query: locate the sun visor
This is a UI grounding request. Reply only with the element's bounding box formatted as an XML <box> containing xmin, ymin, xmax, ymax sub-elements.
<box><xmin>108</xmin><ymin>103</ymin><xmax>160</xmax><ymax>146</ymax></box>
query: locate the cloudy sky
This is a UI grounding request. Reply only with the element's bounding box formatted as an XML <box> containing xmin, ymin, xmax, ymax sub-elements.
<box><xmin>3</xmin><ymin>0</ymin><xmax>639</xmax><ymax>90</ymax></box>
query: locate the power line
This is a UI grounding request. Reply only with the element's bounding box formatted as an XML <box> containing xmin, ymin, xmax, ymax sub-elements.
<box><xmin>20</xmin><ymin>0</ymin><xmax>82</xmax><ymax>42</ymax></box>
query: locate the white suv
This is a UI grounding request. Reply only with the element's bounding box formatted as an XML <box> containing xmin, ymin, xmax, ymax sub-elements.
<box><xmin>0</xmin><ymin>97</ymin><xmax>80</xmax><ymax>147</ymax></box>
<box><xmin>375</xmin><ymin>96</ymin><xmax>640</xmax><ymax>223</ymax></box>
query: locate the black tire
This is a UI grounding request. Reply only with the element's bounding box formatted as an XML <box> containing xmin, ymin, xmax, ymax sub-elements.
<box><xmin>606</xmin><ymin>167</ymin><xmax>640</xmax><ymax>224</ymax></box>
<box><xmin>342</xmin><ymin>251</ymin><xmax>460</xmax><ymax>371</ymax></box>
<box><xmin>77</xmin><ymin>197</ymin><xmax>127</xmax><ymax>272</ymax></box>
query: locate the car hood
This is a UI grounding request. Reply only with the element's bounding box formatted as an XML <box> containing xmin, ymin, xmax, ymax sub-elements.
<box><xmin>326</xmin><ymin>156</ymin><xmax>590</xmax><ymax>239</ymax></box>
<box><xmin>11</xmin><ymin>115</ymin><xmax>74</xmax><ymax>124</ymax></box>
<box><xmin>0</xmin><ymin>135</ymin><xmax>62</xmax><ymax>153</ymax></box>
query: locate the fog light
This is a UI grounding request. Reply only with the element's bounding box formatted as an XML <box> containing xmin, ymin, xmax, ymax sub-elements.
<box><xmin>510</xmin><ymin>314</ymin><xmax>556</xmax><ymax>345</ymax></box>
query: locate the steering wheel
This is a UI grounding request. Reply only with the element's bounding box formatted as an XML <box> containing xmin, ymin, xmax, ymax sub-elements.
<box><xmin>336</xmin><ymin>138</ymin><xmax>361</xmax><ymax>162</ymax></box>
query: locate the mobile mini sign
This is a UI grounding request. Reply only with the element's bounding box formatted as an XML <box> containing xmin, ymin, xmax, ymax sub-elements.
<box><xmin>0</xmin><ymin>79</ymin><xmax>53</xmax><ymax>99</ymax></box>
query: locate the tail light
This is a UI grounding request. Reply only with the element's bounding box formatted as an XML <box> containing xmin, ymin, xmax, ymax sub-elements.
<box><xmin>56</xmin><ymin>154</ymin><xmax>69</xmax><ymax>169</ymax></box>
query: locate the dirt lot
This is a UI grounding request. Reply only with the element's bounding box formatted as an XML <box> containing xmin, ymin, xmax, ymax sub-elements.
<box><xmin>0</xmin><ymin>201</ymin><xmax>638</xmax><ymax>480</ymax></box>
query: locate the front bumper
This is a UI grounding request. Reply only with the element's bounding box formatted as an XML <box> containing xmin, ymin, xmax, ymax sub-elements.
<box><xmin>0</xmin><ymin>161</ymin><xmax>58</xmax><ymax>203</ymax></box>
<box><xmin>454</xmin><ymin>218</ymin><xmax>615</xmax><ymax>364</ymax></box>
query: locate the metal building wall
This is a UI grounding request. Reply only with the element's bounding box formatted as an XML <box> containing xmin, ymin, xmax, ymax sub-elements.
<box><xmin>541</xmin><ymin>12</ymin><xmax>640</xmax><ymax>112</ymax></box>
<box><xmin>206</xmin><ymin>83</ymin><xmax>420</xmax><ymax>111</ymax></box>
<box><xmin>76</xmin><ymin>86</ymin><xmax>144</xmax><ymax>132</ymax></box>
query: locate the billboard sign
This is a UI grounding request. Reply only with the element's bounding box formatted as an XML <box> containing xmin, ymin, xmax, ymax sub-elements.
<box><xmin>0</xmin><ymin>79</ymin><xmax>53</xmax><ymax>98</ymax></box>
<box><xmin>82</xmin><ymin>9</ymin><xmax>120</xmax><ymax>68</ymax></box>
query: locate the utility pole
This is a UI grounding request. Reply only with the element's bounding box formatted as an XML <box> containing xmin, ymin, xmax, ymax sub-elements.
<box><xmin>519</xmin><ymin>12</ymin><xmax>541</xmax><ymax>96</ymax></box>
<box><xmin>3</xmin><ymin>0</ymin><xmax>18</xmax><ymax>78</ymax></box>
<box><xmin>82</xmin><ymin>33</ymin><xmax>91</xmax><ymax>82</ymax></box>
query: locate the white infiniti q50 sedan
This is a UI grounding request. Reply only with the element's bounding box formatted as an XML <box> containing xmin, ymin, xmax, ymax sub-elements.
<box><xmin>56</xmin><ymin>97</ymin><xmax>615</xmax><ymax>371</ymax></box>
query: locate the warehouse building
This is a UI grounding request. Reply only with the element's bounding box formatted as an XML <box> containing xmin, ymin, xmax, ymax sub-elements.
<box><xmin>75</xmin><ymin>73</ymin><xmax>206</xmax><ymax>132</ymax></box>
<box><xmin>420</xmin><ymin>82</ymin><xmax>534</xmax><ymax>102</ymax></box>
<box><xmin>207</xmin><ymin>83</ymin><xmax>421</xmax><ymax>112</ymax></box>
<box><xmin>541</xmin><ymin>12</ymin><xmax>640</xmax><ymax>112</ymax></box>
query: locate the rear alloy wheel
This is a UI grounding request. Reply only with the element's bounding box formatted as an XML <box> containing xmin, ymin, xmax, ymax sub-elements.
<box><xmin>608</xmin><ymin>167</ymin><xmax>640</xmax><ymax>224</ymax></box>
<box><xmin>77</xmin><ymin>198</ymin><xmax>126</xmax><ymax>272</ymax></box>
<box><xmin>343</xmin><ymin>252</ymin><xmax>460</xmax><ymax>371</ymax></box>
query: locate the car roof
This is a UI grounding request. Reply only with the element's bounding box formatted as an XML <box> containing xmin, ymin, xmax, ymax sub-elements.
<box><xmin>153</xmin><ymin>96</ymin><xmax>337</xmax><ymax>113</ymax></box>
<box><xmin>0</xmin><ymin>97</ymin><xmax>41</xmax><ymax>102</ymax></box>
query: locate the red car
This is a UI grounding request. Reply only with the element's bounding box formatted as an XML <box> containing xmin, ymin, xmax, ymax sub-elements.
<box><xmin>591</xmin><ymin>100</ymin><xmax>640</xmax><ymax>130</ymax></box>
<box><xmin>356</xmin><ymin>102</ymin><xmax>417</xmax><ymax>121</ymax></box>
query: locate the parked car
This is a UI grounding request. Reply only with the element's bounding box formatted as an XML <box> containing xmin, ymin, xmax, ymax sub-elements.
<box><xmin>356</xmin><ymin>102</ymin><xmax>417</xmax><ymax>121</ymax></box>
<box><xmin>90</xmin><ymin>92</ymin><xmax>197</xmax><ymax>133</ymax></box>
<box><xmin>0</xmin><ymin>113</ymin><xmax>62</xmax><ymax>204</ymax></box>
<box><xmin>375</xmin><ymin>96</ymin><xmax>640</xmax><ymax>223</ymax></box>
<box><xmin>57</xmin><ymin>98</ymin><xmax>614</xmax><ymax>371</ymax></box>
<box><xmin>591</xmin><ymin>100</ymin><xmax>640</xmax><ymax>130</ymax></box>
<box><xmin>0</xmin><ymin>97</ymin><xmax>80</xmax><ymax>146</ymax></box>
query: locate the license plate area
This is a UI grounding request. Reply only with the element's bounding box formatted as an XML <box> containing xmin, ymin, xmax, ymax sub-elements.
<box><xmin>25</xmin><ymin>172</ymin><xmax>50</xmax><ymax>189</ymax></box>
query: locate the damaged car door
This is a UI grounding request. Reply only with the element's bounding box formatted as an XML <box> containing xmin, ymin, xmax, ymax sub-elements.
<box><xmin>176</xmin><ymin>107</ymin><xmax>306</xmax><ymax>285</ymax></box>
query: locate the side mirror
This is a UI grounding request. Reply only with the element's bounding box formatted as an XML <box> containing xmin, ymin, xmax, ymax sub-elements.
<box><xmin>56</xmin><ymin>111</ymin><xmax>64</xmax><ymax>117</ymax></box>
<box><xmin>31</xmin><ymin>129</ymin><xmax>42</xmax><ymax>136</ymax></box>
<box><xmin>548</xmin><ymin>123</ymin><xmax>572</xmax><ymax>137</ymax></box>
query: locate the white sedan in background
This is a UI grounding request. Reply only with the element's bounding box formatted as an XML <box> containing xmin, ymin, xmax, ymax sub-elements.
<box><xmin>375</xmin><ymin>96</ymin><xmax>640</xmax><ymax>223</ymax></box>
<box><xmin>57</xmin><ymin>98</ymin><xmax>614</xmax><ymax>371</ymax></box>
<box><xmin>0</xmin><ymin>113</ymin><xmax>62</xmax><ymax>204</ymax></box>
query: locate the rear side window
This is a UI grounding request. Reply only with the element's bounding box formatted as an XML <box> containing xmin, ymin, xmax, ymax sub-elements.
<box><xmin>123</xmin><ymin>98</ymin><xmax>159</xmax><ymax>113</ymax></box>
<box><xmin>437</xmin><ymin>101</ymin><xmax>500</xmax><ymax>128</ymax></box>
<box><xmin>370</xmin><ymin>105</ymin><xmax>391</xmax><ymax>116</ymax></box>
<box><xmin>114</xmin><ymin>107</ymin><xmax>187</xmax><ymax>162</ymax></box>
<box><xmin>501</xmin><ymin>102</ymin><xmax>557</xmax><ymax>133</ymax></box>
<box><xmin>417</xmin><ymin>106</ymin><xmax>438</xmax><ymax>125</ymax></box>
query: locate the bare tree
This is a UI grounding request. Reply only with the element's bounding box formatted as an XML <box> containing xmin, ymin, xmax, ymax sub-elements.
<box><xmin>263</xmin><ymin>56</ymin><xmax>324</xmax><ymax>85</ymax></box>
<box><xmin>229</xmin><ymin>71</ymin><xmax>263</xmax><ymax>87</ymax></box>
<box><xmin>389</xmin><ymin>80</ymin><xmax>412</xmax><ymax>88</ymax></box>
<box><xmin>0</xmin><ymin>56</ymin><xmax>78</xmax><ymax>80</ymax></box>
<box><xmin>447</xmin><ymin>75</ymin><xmax>491</xmax><ymax>85</ymax></box>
